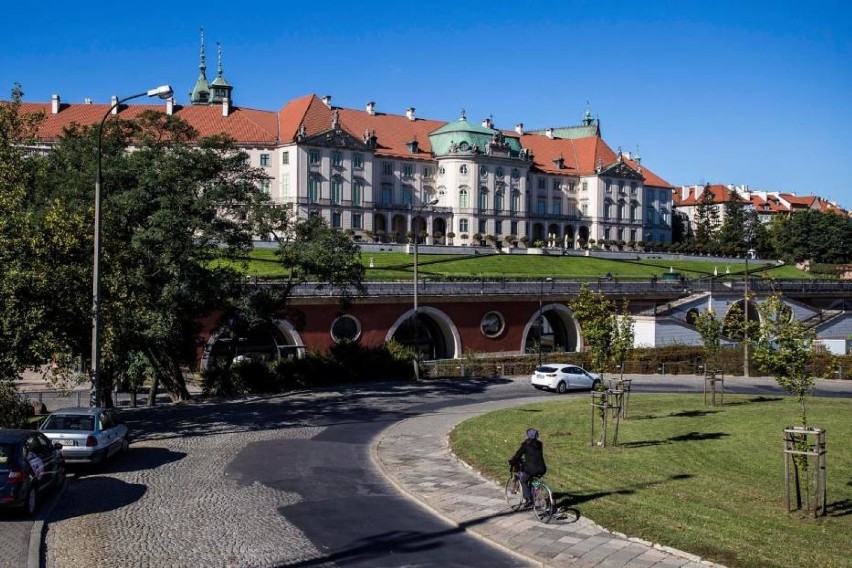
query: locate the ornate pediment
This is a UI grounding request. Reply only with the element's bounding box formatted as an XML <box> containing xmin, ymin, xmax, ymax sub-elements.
<box><xmin>299</xmin><ymin>123</ymin><xmax>373</xmax><ymax>151</ymax></box>
<box><xmin>599</xmin><ymin>160</ymin><xmax>643</xmax><ymax>180</ymax></box>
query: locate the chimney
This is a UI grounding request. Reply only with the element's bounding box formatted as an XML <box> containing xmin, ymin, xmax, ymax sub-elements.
<box><xmin>322</xmin><ymin>95</ymin><xmax>332</xmax><ymax>108</ymax></box>
<box><xmin>366</xmin><ymin>101</ymin><xmax>376</xmax><ymax>115</ymax></box>
<box><xmin>406</xmin><ymin>107</ymin><xmax>415</xmax><ymax>121</ymax></box>
<box><xmin>545</xmin><ymin>128</ymin><xmax>554</xmax><ymax>139</ymax></box>
<box><xmin>222</xmin><ymin>97</ymin><xmax>230</xmax><ymax>117</ymax></box>
<box><xmin>51</xmin><ymin>94</ymin><xmax>60</xmax><ymax>114</ymax></box>
<box><xmin>84</xmin><ymin>97</ymin><xmax>93</xmax><ymax>105</ymax></box>
<box><xmin>110</xmin><ymin>95</ymin><xmax>119</xmax><ymax>115</ymax></box>
<box><xmin>166</xmin><ymin>97</ymin><xmax>175</xmax><ymax>116</ymax></box>
<box><xmin>482</xmin><ymin>117</ymin><xmax>492</xmax><ymax>129</ymax></box>
<box><xmin>515</xmin><ymin>123</ymin><xmax>524</xmax><ymax>135</ymax></box>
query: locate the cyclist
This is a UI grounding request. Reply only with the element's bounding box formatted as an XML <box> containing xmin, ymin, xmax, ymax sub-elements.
<box><xmin>509</xmin><ymin>427</ymin><xmax>547</xmax><ymax>508</ymax></box>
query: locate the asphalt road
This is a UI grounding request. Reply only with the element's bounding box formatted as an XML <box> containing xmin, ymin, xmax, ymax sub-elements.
<box><xmin>2</xmin><ymin>374</ymin><xmax>850</xmax><ymax>568</ymax></box>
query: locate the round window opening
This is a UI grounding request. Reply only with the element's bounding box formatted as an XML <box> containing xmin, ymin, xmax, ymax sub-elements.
<box><xmin>331</xmin><ymin>315</ymin><xmax>362</xmax><ymax>343</ymax></box>
<box><xmin>480</xmin><ymin>311</ymin><xmax>506</xmax><ymax>338</ymax></box>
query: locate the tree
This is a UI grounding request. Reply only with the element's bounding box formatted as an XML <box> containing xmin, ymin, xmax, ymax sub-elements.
<box><xmin>752</xmin><ymin>294</ymin><xmax>817</xmax><ymax>427</ymax></box>
<box><xmin>716</xmin><ymin>190</ymin><xmax>747</xmax><ymax>253</ymax></box>
<box><xmin>693</xmin><ymin>186</ymin><xmax>719</xmax><ymax>248</ymax></box>
<box><xmin>694</xmin><ymin>309</ymin><xmax>723</xmax><ymax>378</ymax></box>
<box><xmin>769</xmin><ymin>210</ymin><xmax>852</xmax><ymax>264</ymax></box>
<box><xmin>611</xmin><ymin>300</ymin><xmax>635</xmax><ymax>380</ymax></box>
<box><xmin>568</xmin><ymin>285</ymin><xmax>614</xmax><ymax>376</ymax></box>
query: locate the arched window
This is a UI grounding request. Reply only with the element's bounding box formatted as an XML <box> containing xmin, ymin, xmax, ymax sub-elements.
<box><xmin>603</xmin><ymin>200</ymin><xmax>612</xmax><ymax>219</ymax></box>
<box><xmin>630</xmin><ymin>202</ymin><xmax>639</xmax><ymax>221</ymax></box>
<box><xmin>511</xmin><ymin>190</ymin><xmax>520</xmax><ymax>213</ymax></box>
<box><xmin>459</xmin><ymin>187</ymin><xmax>469</xmax><ymax>209</ymax></box>
<box><xmin>478</xmin><ymin>187</ymin><xmax>488</xmax><ymax>211</ymax></box>
<box><xmin>437</xmin><ymin>186</ymin><xmax>447</xmax><ymax>206</ymax></box>
<box><xmin>617</xmin><ymin>200</ymin><xmax>625</xmax><ymax>220</ymax></box>
<box><xmin>495</xmin><ymin>190</ymin><xmax>504</xmax><ymax>212</ymax></box>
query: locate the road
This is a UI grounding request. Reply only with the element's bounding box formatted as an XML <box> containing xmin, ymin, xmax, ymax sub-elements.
<box><xmin>2</xmin><ymin>375</ymin><xmax>849</xmax><ymax>568</ymax></box>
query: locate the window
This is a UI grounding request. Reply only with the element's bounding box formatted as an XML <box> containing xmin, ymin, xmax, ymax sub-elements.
<box><xmin>495</xmin><ymin>190</ymin><xmax>504</xmax><ymax>212</ymax></box>
<box><xmin>423</xmin><ymin>166</ymin><xmax>432</xmax><ymax>178</ymax></box>
<box><xmin>536</xmin><ymin>196</ymin><xmax>546</xmax><ymax>214</ymax></box>
<box><xmin>510</xmin><ymin>221</ymin><xmax>517</xmax><ymax>235</ymax></box>
<box><xmin>381</xmin><ymin>183</ymin><xmax>392</xmax><ymax>205</ymax></box>
<box><xmin>402</xmin><ymin>186</ymin><xmax>413</xmax><ymax>206</ymax></box>
<box><xmin>551</xmin><ymin>197</ymin><xmax>562</xmax><ymax>215</ymax></box>
<box><xmin>478</xmin><ymin>188</ymin><xmax>488</xmax><ymax>211</ymax></box>
<box><xmin>631</xmin><ymin>203</ymin><xmax>638</xmax><ymax>221</ymax></box>
<box><xmin>382</xmin><ymin>161</ymin><xmax>393</xmax><ymax>175</ymax></box>
<box><xmin>604</xmin><ymin>201</ymin><xmax>612</xmax><ymax>218</ymax></box>
<box><xmin>581</xmin><ymin>181</ymin><xmax>588</xmax><ymax>192</ymax></box>
<box><xmin>553</xmin><ymin>179</ymin><xmax>561</xmax><ymax>191</ymax></box>
<box><xmin>581</xmin><ymin>203</ymin><xmax>589</xmax><ymax>216</ymax></box>
<box><xmin>260</xmin><ymin>153</ymin><xmax>270</xmax><ymax>167</ymax></box>
<box><xmin>511</xmin><ymin>168</ymin><xmax>519</xmax><ymax>180</ymax></box>
<box><xmin>280</xmin><ymin>174</ymin><xmax>290</xmax><ymax>198</ymax></box>
<box><xmin>282</xmin><ymin>151</ymin><xmax>289</xmax><ymax>165</ymax></box>
<box><xmin>605</xmin><ymin>181</ymin><xmax>612</xmax><ymax>193</ymax></box>
<box><xmin>630</xmin><ymin>182</ymin><xmax>637</xmax><ymax>195</ymax></box>
<box><xmin>495</xmin><ymin>167</ymin><xmax>504</xmax><ymax>178</ymax></box>
<box><xmin>332</xmin><ymin>151</ymin><xmax>343</xmax><ymax>167</ymax></box>
<box><xmin>479</xmin><ymin>166</ymin><xmax>488</xmax><ymax>177</ymax></box>
<box><xmin>459</xmin><ymin>218</ymin><xmax>469</xmax><ymax>233</ymax></box>
<box><xmin>260</xmin><ymin>179</ymin><xmax>271</xmax><ymax>194</ymax></box>
<box><xmin>495</xmin><ymin>220</ymin><xmax>503</xmax><ymax>235</ymax></box>
<box><xmin>459</xmin><ymin>187</ymin><xmax>469</xmax><ymax>208</ymax></box>
<box><xmin>353</xmin><ymin>153</ymin><xmax>364</xmax><ymax>169</ymax></box>
<box><xmin>617</xmin><ymin>201</ymin><xmax>625</xmax><ymax>220</ymax></box>
<box><xmin>331</xmin><ymin>180</ymin><xmax>342</xmax><ymax>204</ymax></box>
<box><xmin>330</xmin><ymin>315</ymin><xmax>361</xmax><ymax>343</ymax></box>
<box><xmin>439</xmin><ymin>166</ymin><xmax>445</xmax><ymax>176</ymax></box>
<box><xmin>617</xmin><ymin>228</ymin><xmax>624</xmax><ymax>241</ymax></box>
<box><xmin>308</xmin><ymin>178</ymin><xmax>319</xmax><ymax>203</ymax></box>
<box><xmin>619</xmin><ymin>181</ymin><xmax>625</xmax><ymax>194</ymax></box>
<box><xmin>567</xmin><ymin>181</ymin><xmax>575</xmax><ymax>193</ymax></box>
<box><xmin>604</xmin><ymin>227</ymin><xmax>611</xmax><ymax>240</ymax></box>
<box><xmin>309</xmin><ymin>149</ymin><xmax>320</xmax><ymax>165</ymax></box>
<box><xmin>630</xmin><ymin>229</ymin><xmax>636</xmax><ymax>242</ymax></box>
<box><xmin>538</xmin><ymin>177</ymin><xmax>546</xmax><ymax>189</ymax></box>
<box><xmin>403</xmin><ymin>163</ymin><xmax>414</xmax><ymax>177</ymax></box>
<box><xmin>478</xmin><ymin>219</ymin><xmax>487</xmax><ymax>234</ymax></box>
<box><xmin>646</xmin><ymin>206</ymin><xmax>656</xmax><ymax>224</ymax></box>
<box><xmin>332</xmin><ymin>211</ymin><xmax>342</xmax><ymax>228</ymax></box>
<box><xmin>460</xmin><ymin>164</ymin><xmax>468</xmax><ymax>175</ymax></box>
<box><xmin>352</xmin><ymin>181</ymin><xmax>363</xmax><ymax>206</ymax></box>
<box><xmin>511</xmin><ymin>190</ymin><xmax>520</xmax><ymax>213</ymax></box>
<box><xmin>480</xmin><ymin>311</ymin><xmax>505</xmax><ymax>338</ymax></box>
<box><xmin>352</xmin><ymin>213</ymin><xmax>362</xmax><ymax>230</ymax></box>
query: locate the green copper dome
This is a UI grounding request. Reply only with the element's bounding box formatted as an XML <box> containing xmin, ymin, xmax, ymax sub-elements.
<box><xmin>429</xmin><ymin>115</ymin><xmax>522</xmax><ymax>157</ymax></box>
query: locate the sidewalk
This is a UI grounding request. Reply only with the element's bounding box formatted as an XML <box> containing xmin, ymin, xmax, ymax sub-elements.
<box><xmin>373</xmin><ymin>398</ymin><xmax>725</xmax><ymax>568</ymax></box>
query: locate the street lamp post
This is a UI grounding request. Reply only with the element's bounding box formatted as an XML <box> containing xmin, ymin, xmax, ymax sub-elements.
<box><xmin>91</xmin><ymin>85</ymin><xmax>173</xmax><ymax>407</ymax></box>
<box><xmin>537</xmin><ymin>277</ymin><xmax>553</xmax><ymax>367</ymax></box>
<box><xmin>412</xmin><ymin>198</ymin><xmax>439</xmax><ymax>379</ymax></box>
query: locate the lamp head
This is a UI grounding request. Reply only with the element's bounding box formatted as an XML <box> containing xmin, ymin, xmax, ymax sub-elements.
<box><xmin>147</xmin><ymin>85</ymin><xmax>174</xmax><ymax>100</ymax></box>
<box><xmin>427</xmin><ymin>198</ymin><xmax>439</xmax><ymax>206</ymax></box>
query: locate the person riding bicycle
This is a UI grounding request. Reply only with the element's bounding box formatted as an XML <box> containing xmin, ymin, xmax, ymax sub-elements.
<box><xmin>509</xmin><ymin>428</ymin><xmax>547</xmax><ymax>508</ymax></box>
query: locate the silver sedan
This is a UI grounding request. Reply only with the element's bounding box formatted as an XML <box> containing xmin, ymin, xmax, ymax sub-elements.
<box><xmin>39</xmin><ymin>407</ymin><xmax>129</xmax><ymax>465</ymax></box>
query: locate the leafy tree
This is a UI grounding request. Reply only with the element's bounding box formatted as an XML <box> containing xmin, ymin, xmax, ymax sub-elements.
<box><xmin>671</xmin><ymin>210</ymin><xmax>692</xmax><ymax>243</ymax></box>
<box><xmin>611</xmin><ymin>300</ymin><xmax>634</xmax><ymax>380</ymax></box>
<box><xmin>752</xmin><ymin>295</ymin><xmax>817</xmax><ymax>427</ymax></box>
<box><xmin>568</xmin><ymin>284</ymin><xmax>614</xmax><ymax>376</ymax></box>
<box><xmin>716</xmin><ymin>190</ymin><xmax>747</xmax><ymax>253</ymax></box>
<box><xmin>694</xmin><ymin>309</ymin><xmax>723</xmax><ymax>378</ymax></box>
<box><xmin>769</xmin><ymin>210</ymin><xmax>852</xmax><ymax>264</ymax></box>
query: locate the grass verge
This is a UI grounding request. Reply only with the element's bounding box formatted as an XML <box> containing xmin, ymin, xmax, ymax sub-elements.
<box><xmin>450</xmin><ymin>394</ymin><xmax>851</xmax><ymax>568</ymax></box>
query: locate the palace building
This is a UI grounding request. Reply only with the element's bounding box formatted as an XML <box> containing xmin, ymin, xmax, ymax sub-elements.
<box><xmin>18</xmin><ymin>31</ymin><xmax>674</xmax><ymax>249</ymax></box>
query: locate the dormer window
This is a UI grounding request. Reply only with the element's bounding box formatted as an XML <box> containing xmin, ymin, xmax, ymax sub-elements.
<box><xmin>406</xmin><ymin>139</ymin><xmax>419</xmax><ymax>154</ymax></box>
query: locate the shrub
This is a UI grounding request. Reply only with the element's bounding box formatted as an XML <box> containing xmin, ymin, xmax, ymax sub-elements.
<box><xmin>0</xmin><ymin>381</ymin><xmax>34</xmax><ymax>428</ymax></box>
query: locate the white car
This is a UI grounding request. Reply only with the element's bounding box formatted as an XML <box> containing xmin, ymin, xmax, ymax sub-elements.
<box><xmin>39</xmin><ymin>407</ymin><xmax>129</xmax><ymax>465</ymax></box>
<box><xmin>531</xmin><ymin>364</ymin><xmax>601</xmax><ymax>393</ymax></box>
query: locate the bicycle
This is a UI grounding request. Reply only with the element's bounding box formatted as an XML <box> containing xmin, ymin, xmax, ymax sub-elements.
<box><xmin>505</xmin><ymin>467</ymin><xmax>554</xmax><ymax>522</ymax></box>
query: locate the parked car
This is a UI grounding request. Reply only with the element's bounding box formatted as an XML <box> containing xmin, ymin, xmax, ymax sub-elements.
<box><xmin>39</xmin><ymin>407</ymin><xmax>129</xmax><ymax>465</ymax></box>
<box><xmin>0</xmin><ymin>429</ymin><xmax>66</xmax><ymax>515</ymax></box>
<box><xmin>531</xmin><ymin>363</ymin><xmax>601</xmax><ymax>393</ymax></box>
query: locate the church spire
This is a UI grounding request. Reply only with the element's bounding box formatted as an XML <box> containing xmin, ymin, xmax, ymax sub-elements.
<box><xmin>189</xmin><ymin>27</ymin><xmax>211</xmax><ymax>105</ymax></box>
<box><xmin>209</xmin><ymin>41</ymin><xmax>233</xmax><ymax>104</ymax></box>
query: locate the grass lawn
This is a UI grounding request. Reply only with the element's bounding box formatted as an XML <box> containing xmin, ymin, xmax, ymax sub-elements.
<box><xmin>233</xmin><ymin>249</ymin><xmax>809</xmax><ymax>280</ymax></box>
<box><xmin>450</xmin><ymin>394</ymin><xmax>851</xmax><ymax>568</ymax></box>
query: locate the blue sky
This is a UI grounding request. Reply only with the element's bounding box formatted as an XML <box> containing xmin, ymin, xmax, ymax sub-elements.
<box><xmin>4</xmin><ymin>1</ymin><xmax>850</xmax><ymax>208</ymax></box>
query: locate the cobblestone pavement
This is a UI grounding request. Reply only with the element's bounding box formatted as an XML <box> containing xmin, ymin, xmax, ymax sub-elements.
<box><xmin>374</xmin><ymin>398</ymin><xmax>726</xmax><ymax>568</ymax></box>
<box><xmin>43</xmin><ymin>399</ymin><xmax>329</xmax><ymax>568</ymax></box>
<box><xmin>0</xmin><ymin>513</ymin><xmax>31</xmax><ymax>568</ymax></box>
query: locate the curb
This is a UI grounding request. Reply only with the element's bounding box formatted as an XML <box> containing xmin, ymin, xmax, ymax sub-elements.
<box><xmin>28</xmin><ymin>478</ymin><xmax>66</xmax><ymax>568</ymax></box>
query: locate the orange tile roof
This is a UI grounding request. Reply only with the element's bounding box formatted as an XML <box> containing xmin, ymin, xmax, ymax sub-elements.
<box><xmin>338</xmin><ymin>108</ymin><xmax>446</xmax><ymax>160</ymax></box>
<box><xmin>673</xmin><ymin>184</ymin><xmax>748</xmax><ymax>206</ymax></box>
<box><xmin>622</xmin><ymin>156</ymin><xmax>673</xmax><ymax>188</ymax></box>
<box><xmin>779</xmin><ymin>193</ymin><xmax>818</xmax><ymax>208</ymax></box>
<box><xmin>749</xmin><ymin>194</ymin><xmax>788</xmax><ymax>213</ymax></box>
<box><xmin>518</xmin><ymin>134</ymin><xmax>618</xmax><ymax>176</ymax></box>
<box><xmin>14</xmin><ymin>101</ymin><xmax>279</xmax><ymax>145</ymax></box>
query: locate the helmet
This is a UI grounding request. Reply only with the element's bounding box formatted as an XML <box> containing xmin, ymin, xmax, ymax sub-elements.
<box><xmin>526</xmin><ymin>428</ymin><xmax>539</xmax><ymax>440</ymax></box>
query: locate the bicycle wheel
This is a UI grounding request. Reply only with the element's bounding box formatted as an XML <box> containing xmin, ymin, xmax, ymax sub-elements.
<box><xmin>505</xmin><ymin>474</ymin><xmax>524</xmax><ymax>511</ymax></box>
<box><xmin>532</xmin><ymin>482</ymin><xmax>554</xmax><ymax>522</ymax></box>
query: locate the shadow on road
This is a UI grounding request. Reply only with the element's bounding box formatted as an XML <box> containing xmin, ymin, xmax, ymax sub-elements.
<box><xmin>48</xmin><ymin>476</ymin><xmax>147</xmax><ymax>522</ymax></box>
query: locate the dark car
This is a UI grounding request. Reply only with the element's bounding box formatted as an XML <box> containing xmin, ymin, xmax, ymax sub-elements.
<box><xmin>0</xmin><ymin>429</ymin><xmax>66</xmax><ymax>515</ymax></box>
